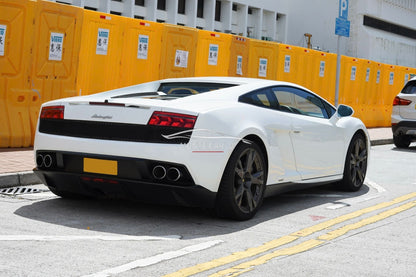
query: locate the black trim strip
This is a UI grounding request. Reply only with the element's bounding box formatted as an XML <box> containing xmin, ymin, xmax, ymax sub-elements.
<box><xmin>39</xmin><ymin>118</ymin><xmax>191</xmax><ymax>144</ymax></box>
<box><xmin>363</xmin><ymin>15</ymin><xmax>416</xmax><ymax>39</ymax></box>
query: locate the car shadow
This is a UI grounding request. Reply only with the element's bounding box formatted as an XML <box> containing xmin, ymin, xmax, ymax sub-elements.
<box><xmin>14</xmin><ymin>183</ymin><xmax>370</xmax><ymax>240</ymax></box>
<box><xmin>391</xmin><ymin>144</ymin><xmax>416</xmax><ymax>152</ymax></box>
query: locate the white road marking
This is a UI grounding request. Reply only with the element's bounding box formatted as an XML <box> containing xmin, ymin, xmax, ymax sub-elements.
<box><xmin>365</xmin><ymin>179</ymin><xmax>387</xmax><ymax>193</ymax></box>
<box><xmin>0</xmin><ymin>235</ymin><xmax>181</xmax><ymax>241</ymax></box>
<box><xmin>82</xmin><ymin>240</ymin><xmax>224</xmax><ymax>277</ymax></box>
<box><xmin>326</xmin><ymin>203</ymin><xmax>350</xmax><ymax>210</ymax></box>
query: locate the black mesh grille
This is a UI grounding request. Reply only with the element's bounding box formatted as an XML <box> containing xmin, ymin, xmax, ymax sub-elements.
<box><xmin>39</xmin><ymin>119</ymin><xmax>191</xmax><ymax>144</ymax></box>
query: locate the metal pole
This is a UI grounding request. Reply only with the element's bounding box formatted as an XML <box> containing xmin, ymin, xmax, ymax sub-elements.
<box><xmin>335</xmin><ymin>35</ymin><xmax>341</xmax><ymax>107</ymax></box>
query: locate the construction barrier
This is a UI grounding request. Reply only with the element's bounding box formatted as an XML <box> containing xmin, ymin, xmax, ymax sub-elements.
<box><xmin>119</xmin><ymin>18</ymin><xmax>163</xmax><ymax>87</ymax></box>
<box><xmin>228</xmin><ymin>36</ymin><xmax>250</xmax><ymax>77</ymax></box>
<box><xmin>76</xmin><ymin>9</ymin><xmax>125</xmax><ymax>95</ymax></box>
<box><xmin>194</xmin><ymin>30</ymin><xmax>232</xmax><ymax>77</ymax></box>
<box><xmin>159</xmin><ymin>24</ymin><xmax>198</xmax><ymax>79</ymax></box>
<box><xmin>2</xmin><ymin>0</ymin><xmax>416</xmax><ymax>147</ymax></box>
<box><xmin>247</xmin><ymin>39</ymin><xmax>279</xmax><ymax>80</ymax></box>
<box><xmin>0</xmin><ymin>0</ymin><xmax>35</xmax><ymax>147</ymax></box>
<box><xmin>31</xmin><ymin>0</ymin><xmax>84</xmax><ymax>139</ymax></box>
<box><xmin>276</xmin><ymin>44</ymin><xmax>301</xmax><ymax>84</ymax></box>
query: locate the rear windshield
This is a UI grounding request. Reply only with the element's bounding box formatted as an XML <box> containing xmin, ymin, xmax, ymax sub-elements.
<box><xmin>402</xmin><ymin>80</ymin><xmax>416</xmax><ymax>94</ymax></box>
<box><xmin>158</xmin><ymin>82</ymin><xmax>236</xmax><ymax>96</ymax></box>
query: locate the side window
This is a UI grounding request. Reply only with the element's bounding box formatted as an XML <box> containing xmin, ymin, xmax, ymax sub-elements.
<box><xmin>239</xmin><ymin>88</ymin><xmax>277</xmax><ymax>109</ymax></box>
<box><xmin>271</xmin><ymin>86</ymin><xmax>330</xmax><ymax>119</ymax></box>
<box><xmin>402</xmin><ymin>81</ymin><xmax>416</xmax><ymax>94</ymax></box>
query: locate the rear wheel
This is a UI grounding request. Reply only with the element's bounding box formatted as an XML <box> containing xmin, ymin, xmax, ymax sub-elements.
<box><xmin>393</xmin><ymin>134</ymin><xmax>411</xmax><ymax>148</ymax></box>
<box><xmin>215</xmin><ymin>141</ymin><xmax>266</xmax><ymax>220</ymax></box>
<box><xmin>340</xmin><ymin>133</ymin><xmax>368</xmax><ymax>191</ymax></box>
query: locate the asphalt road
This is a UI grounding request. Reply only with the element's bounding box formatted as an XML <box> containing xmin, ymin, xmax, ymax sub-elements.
<box><xmin>0</xmin><ymin>143</ymin><xmax>415</xmax><ymax>277</ymax></box>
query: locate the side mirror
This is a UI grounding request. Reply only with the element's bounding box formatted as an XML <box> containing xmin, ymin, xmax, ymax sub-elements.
<box><xmin>337</xmin><ymin>104</ymin><xmax>354</xmax><ymax>117</ymax></box>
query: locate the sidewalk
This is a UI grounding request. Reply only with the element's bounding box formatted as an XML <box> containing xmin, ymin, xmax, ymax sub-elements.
<box><xmin>0</xmin><ymin>127</ymin><xmax>393</xmax><ymax>189</ymax></box>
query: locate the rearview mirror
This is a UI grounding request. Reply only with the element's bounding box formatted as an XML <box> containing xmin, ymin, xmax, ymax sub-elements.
<box><xmin>337</xmin><ymin>104</ymin><xmax>354</xmax><ymax>117</ymax></box>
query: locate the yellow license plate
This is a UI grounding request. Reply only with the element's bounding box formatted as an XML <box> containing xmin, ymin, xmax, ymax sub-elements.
<box><xmin>83</xmin><ymin>158</ymin><xmax>118</xmax><ymax>176</ymax></box>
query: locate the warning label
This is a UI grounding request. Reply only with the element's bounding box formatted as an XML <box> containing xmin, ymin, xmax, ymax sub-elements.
<box><xmin>96</xmin><ymin>28</ymin><xmax>110</xmax><ymax>55</ymax></box>
<box><xmin>175</xmin><ymin>50</ymin><xmax>189</xmax><ymax>68</ymax></box>
<box><xmin>208</xmin><ymin>44</ymin><xmax>219</xmax><ymax>65</ymax></box>
<box><xmin>137</xmin><ymin>35</ymin><xmax>149</xmax><ymax>60</ymax></box>
<box><xmin>49</xmin><ymin>32</ymin><xmax>64</xmax><ymax>61</ymax></box>
<box><xmin>0</xmin><ymin>25</ymin><xmax>6</xmax><ymax>56</ymax></box>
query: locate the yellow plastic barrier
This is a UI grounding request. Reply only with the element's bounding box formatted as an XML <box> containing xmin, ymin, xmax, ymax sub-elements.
<box><xmin>357</xmin><ymin>60</ymin><xmax>377</xmax><ymax>127</ymax></box>
<box><xmin>338</xmin><ymin>56</ymin><xmax>364</xmax><ymax>120</ymax></box>
<box><xmin>276</xmin><ymin>44</ymin><xmax>300</xmax><ymax>84</ymax></box>
<box><xmin>31</xmin><ymin>0</ymin><xmax>84</xmax><ymax>139</ymax></box>
<box><xmin>159</xmin><ymin>24</ymin><xmax>198</xmax><ymax>79</ymax></box>
<box><xmin>195</xmin><ymin>30</ymin><xmax>232</xmax><ymax>77</ymax></box>
<box><xmin>119</xmin><ymin>18</ymin><xmax>163</xmax><ymax>87</ymax></box>
<box><xmin>379</xmin><ymin>64</ymin><xmax>398</xmax><ymax>126</ymax></box>
<box><xmin>76</xmin><ymin>10</ymin><xmax>125</xmax><ymax>95</ymax></box>
<box><xmin>295</xmin><ymin>48</ymin><xmax>337</xmax><ymax>104</ymax></box>
<box><xmin>247</xmin><ymin>39</ymin><xmax>279</xmax><ymax>80</ymax></box>
<box><xmin>228</xmin><ymin>35</ymin><xmax>250</xmax><ymax>77</ymax></box>
<box><xmin>0</xmin><ymin>0</ymin><xmax>35</xmax><ymax>147</ymax></box>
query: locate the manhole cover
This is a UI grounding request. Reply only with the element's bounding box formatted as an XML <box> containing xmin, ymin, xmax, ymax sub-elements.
<box><xmin>0</xmin><ymin>187</ymin><xmax>45</xmax><ymax>195</ymax></box>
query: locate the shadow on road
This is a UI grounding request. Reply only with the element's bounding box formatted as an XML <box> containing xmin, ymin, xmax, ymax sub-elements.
<box><xmin>14</xmin><ymin>183</ymin><xmax>370</xmax><ymax>239</ymax></box>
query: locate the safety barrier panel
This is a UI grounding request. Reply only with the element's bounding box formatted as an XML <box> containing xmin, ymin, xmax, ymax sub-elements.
<box><xmin>247</xmin><ymin>39</ymin><xmax>279</xmax><ymax>80</ymax></box>
<box><xmin>76</xmin><ymin>10</ymin><xmax>125</xmax><ymax>95</ymax></box>
<box><xmin>119</xmin><ymin>18</ymin><xmax>163</xmax><ymax>87</ymax></box>
<box><xmin>228</xmin><ymin>36</ymin><xmax>250</xmax><ymax>77</ymax></box>
<box><xmin>276</xmin><ymin>44</ymin><xmax>301</xmax><ymax>84</ymax></box>
<box><xmin>159</xmin><ymin>24</ymin><xmax>198</xmax><ymax>79</ymax></box>
<box><xmin>0</xmin><ymin>0</ymin><xmax>35</xmax><ymax>147</ymax></box>
<box><xmin>195</xmin><ymin>30</ymin><xmax>232</xmax><ymax>77</ymax></box>
<box><xmin>31</xmin><ymin>0</ymin><xmax>84</xmax><ymax>139</ymax></box>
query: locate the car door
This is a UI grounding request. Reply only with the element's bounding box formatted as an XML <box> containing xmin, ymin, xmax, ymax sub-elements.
<box><xmin>239</xmin><ymin>88</ymin><xmax>301</xmax><ymax>184</ymax></box>
<box><xmin>271</xmin><ymin>86</ymin><xmax>344</xmax><ymax>180</ymax></box>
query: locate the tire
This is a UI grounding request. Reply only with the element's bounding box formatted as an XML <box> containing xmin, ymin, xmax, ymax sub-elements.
<box><xmin>340</xmin><ymin>133</ymin><xmax>368</xmax><ymax>192</ymax></box>
<box><xmin>393</xmin><ymin>134</ymin><xmax>411</xmax><ymax>148</ymax></box>
<box><xmin>215</xmin><ymin>141</ymin><xmax>267</xmax><ymax>220</ymax></box>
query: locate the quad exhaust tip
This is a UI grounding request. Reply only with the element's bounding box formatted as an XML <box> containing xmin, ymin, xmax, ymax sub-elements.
<box><xmin>152</xmin><ymin>165</ymin><xmax>181</xmax><ymax>181</ymax></box>
<box><xmin>36</xmin><ymin>154</ymin><xmax>53</xmax><ymax>168</ymax></box>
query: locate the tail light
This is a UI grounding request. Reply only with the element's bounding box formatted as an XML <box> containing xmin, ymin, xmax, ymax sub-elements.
<box><xmin>40</xmin><ymin>106</ymin><xmax>65</xmax><ymax>119</ymax></box>
<box><xmin>148</xmin><ymin>111</ymin><xmax>197</xmax><ymax>128</ymax></box>
<box><xmin>393</xmin><ymin>96</ymin><xmax>412</xmax><ymax>106</ymax></box>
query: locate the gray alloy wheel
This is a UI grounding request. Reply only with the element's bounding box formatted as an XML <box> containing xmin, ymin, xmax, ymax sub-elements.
<box><xmin>340</xmin><ymin>133</ymin><xmax>368</xmax><ymax>191</ymax></box>
<box><xmin>216</xmin><ymin>141</ymin><xmax>266</xmax><ymax>220</ymax></box>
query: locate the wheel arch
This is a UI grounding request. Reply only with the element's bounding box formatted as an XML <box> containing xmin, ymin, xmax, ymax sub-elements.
<box><xmin>242</xmin><ymin>134</ymin><xmax>269</xmax><ymax>177</ymax></box>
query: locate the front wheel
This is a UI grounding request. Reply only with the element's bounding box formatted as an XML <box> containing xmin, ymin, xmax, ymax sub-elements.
<box><xmin>215</xmin><ymin>141</ymin><xmax>267</xmax><ymax>220</ymax></box>
<box><xmin>340</xmin><ymin>133</ymin><xmax>368</xmax><ymax>191</ymax></box>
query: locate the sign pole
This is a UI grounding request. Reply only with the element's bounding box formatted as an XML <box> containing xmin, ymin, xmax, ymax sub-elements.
<box><xmin>335</xmin><ymin>35</ymin><xmax>341</xmax><ymax>107</ymax></box>
<box><xmin>334</xmin><ymin>0</ymin><xmax>350</xmax><ymax>107</ymax></box>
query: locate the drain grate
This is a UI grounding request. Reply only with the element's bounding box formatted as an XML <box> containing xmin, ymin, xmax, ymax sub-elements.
<box><xmin>0</xmin><ymin>186</ymin><xmax>45</xmax><ymax>195</ymax></box>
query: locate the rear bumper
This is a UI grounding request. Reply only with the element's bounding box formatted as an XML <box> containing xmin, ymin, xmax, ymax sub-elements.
<box><xmin>34</xmin><ymin>150</ymin><xmax>217</xmax><ymax>208</ymax></box>
<box><xmin>34</xmin><ymin>169</ymin><xmax>216</xmax><ymax>208</ymax></box>
<box><xmin>392</xmin><ymin>120</ymin><xmax>416</xmax><ymax>137</ymax></box>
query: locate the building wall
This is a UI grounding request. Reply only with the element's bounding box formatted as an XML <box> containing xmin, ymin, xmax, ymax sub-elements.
<box><xmin>51</xmin><ymin>0</ymin><xmax>416</xmax><ymax>67</ymax></box>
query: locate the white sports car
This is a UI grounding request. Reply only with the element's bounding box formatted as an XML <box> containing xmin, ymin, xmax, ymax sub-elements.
<box><xmin>34</xmin><ymin>77</ymin><xmax>369</xmax><ymax>220</ymax></box>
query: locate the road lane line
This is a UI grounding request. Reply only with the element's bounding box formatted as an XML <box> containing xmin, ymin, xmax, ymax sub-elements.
<box><xmin>164</xmin><ymin>192</ymin><xmax>416</xmax><ymax>277</ymax></box>
<box><xmin>0</xmin><ymin>235</ymin><xmax>181</xmax><ymax>241</ymax></box>
<box><xmin>365</xmin><ymin>179</ymin><xmax>387</xmax><ymax>193</ymax></box>
<box><xmin>83</xmin><ymin>240</ymin><xmax>223</xmax><ymax>277</ymax></box>
<box><xmin>163</xmin><ymin>235</ymin><xmax>298</xmax><ymax>277</ymax></box>
<box><xmin>211</xmin><ymin>200</ymin><xmax>416</xmax><ymax>277</ymax></box>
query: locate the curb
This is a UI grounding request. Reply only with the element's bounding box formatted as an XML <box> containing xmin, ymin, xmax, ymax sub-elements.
<box><xmin>370</xmin><ymin>138</ymin><xmax>393</xmax><ymax>146</ymax></box>
<box><xmin>0</xmin><ymin>171</ymin><xmax>41</xmax><ymax>189</ymax></box>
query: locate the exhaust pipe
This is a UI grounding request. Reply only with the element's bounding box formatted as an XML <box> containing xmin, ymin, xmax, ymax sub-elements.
<box><xmin>43</xmin><ymin>154</ymin><xmax>53</xmax><ymax>168</ymax></box>
<box><xmin>152</xmin><ymin>165</ymin><xmax>166</xmax><ymax>180</ymax></box>
<box><xmin>167</xmin><ymin>167</ymin><xmax>181</xmax><ymax>182</ymax></box>
<box><xmin>36</xmin><ymin>154</ymin><xmax>53</xmax><ymax>168</ymax></box>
